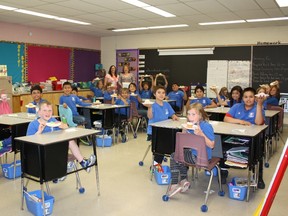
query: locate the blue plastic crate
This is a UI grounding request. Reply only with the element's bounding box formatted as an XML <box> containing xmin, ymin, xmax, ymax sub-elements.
<box><xmin>1</xmin><ymin>160</ymin><xmax>21</xmax><ymax>179</ymax></box>
<box><xmin>96</xmin><ymin>135</ymin><xmax>112</xmax><ymax>147</ymax></box>
<box><xmin>25</xmin><ymin>190</ymin><xmax>54</xmax><ymax>216</ymax></box>
<box><xmin>154</xmin><ymin>165</ymin><xmax>171</xmax><ymax>185</ymax></box>
<box><xmin>228</xmin><ymin>177</ymin><xmax>248</xmax><ymax>201</ymax></box>
<box><xmin>205</xmin><ymin>167</ymin><xmax>218</xmax><ymax>177</ymax></box>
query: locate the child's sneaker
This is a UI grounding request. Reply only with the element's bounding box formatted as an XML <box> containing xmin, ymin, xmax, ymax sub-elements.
<box><xmin>168</xmin><ymin>184</ymin><xmax>182</xmax><ymax>198</ymax></box>
<box><xmin>80</xmin><ymin>154</ymin><xmax>96</xmax><ymax>173</ymax></box>
<box><xmin>67</xmin><ymin>161</ymin><xmax>74</xmax><ymax>173</ymax></box>
<box><xmin>179</xmin><ymin>179</ymin><xmax>190</xmax><ymax>193</ymax></box>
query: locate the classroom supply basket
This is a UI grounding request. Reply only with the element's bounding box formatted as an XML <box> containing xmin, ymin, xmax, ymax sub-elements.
<box><xmin>154</xmin><ymin>165</ymin><xmax>171</xmax><ymax>185</ymax></box>
<box><xmin>96</xmin><ymin>135</ymin><xmax>112</xmax><ymax>147</ymax></box>
<box><xmin>24</xmin><ymin>190</ymin><xmax>54</xmax><ymax>216</ymax></box>
<box><xmin>228</xmin><ymin>177</ymin><xmax>248</xmax><ymax>201</ymax></box>
<box><xmin>1</xmin><ymin>160</ymin><xmax>21</xmax><ymax>179</ymax></box>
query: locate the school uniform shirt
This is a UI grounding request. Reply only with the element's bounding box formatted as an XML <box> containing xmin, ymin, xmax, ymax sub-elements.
<box><xmin>26</xmin><ymin>117</ymin><xmax>60</xmax><ymax>135</ymax></box>
<box><xmin>140</xmin><ymin>89</ymin><xmax>152</xmax><ymax>99</ymax></box>
<box><xmin>214</xmin><ymin>95</ymin><xmax>226</xmax><ymax>104</ymax></box>
<box><xmin>147</xmin><ymin>101</ymin><xmax>175</xmax><ymax>135</ymax></box>
<box><xmin>103</xmin><ymin>91</ymin><xmax>113</xmax><ymax>101</ymax></box>
<box><xmin>59</xmin><ymin>94</ymin><xmax>91</xmax><ymax>116</ymax></box>
<box><xmin>227</xmin><ymin>99</ymin><xmax>241</xmax><ymax>108</ymax></box>
<box><xmin>27</xmin><ymin>99</ymin><xmax>46</xmax><ymax>114</ymax></box>
<box><xmin>167</xmin><ymin>90</ymin><xmax>184</xmax><ymax>109</ymax></box>
<box><xmin>129</xmin><ymin>91</ymin><xmax>140</xmax><ymax>108</ymax></box>
<box><xmin>115</xmin><ymin>99</ymin><xmax>130</xmax><ymax>116</ymax></box>
<box><xmin>77</xmin><ymin>95</ymin><xmax>90</xmax><ymax>102</ymax></box>
<box><xmin>90</xmin><ymin>85</ymin><xmax>103</xmax><ymax>97</ymax></box>
<box><xmin>266</xmin><ymin>96</ymin><xmax>279</xmax><ymax>106</ymax></box>
<box><xmin>189</xmin><ymin>97</ymin><xmax>212</xmax><ymax>108</ymax></box>
<box><xmin>187</xmin><ymin>121</ymin><xmax>214</xmax><ymax>160</ymax></box>
<box><xmin>225</xmin><ymin>103</ymin><xmax>265</xmax><ymax>125</ymax></box>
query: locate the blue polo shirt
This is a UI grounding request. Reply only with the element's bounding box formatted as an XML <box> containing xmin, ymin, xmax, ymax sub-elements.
<box><xmin>266</xmin><ymin>96</ymin><xmax>279</xmax><ymax>106</ymax></box>
<box><xmin>115</xmin><ymin>99</ymin><xmax>130</xmax><ymax>116</ymax></box>
<box><xmin>214</xmin><ymin>95</ymin><xmax>226</xmax><ymax>104</ymax></box>
<box><xmin>226</xmin><ymin>103</ymin><xmax>265</xmax><ymax>124</ymax></box>
<box><xmin>190</xmin><ymin>97</ymin><xmax>212</xmax><ymax>107</ymax></box>
<box><xmin>26</xmin><ymin>117</ymin><xmax>61</xmax><ymax>135</ymax></box>
<box><xmin>227</xmin><ymin>99</ymin><xmax>241</xmax><ymax>108</ymax></box>
<box><xmin>140</xmin><ymin>89</ymin><xmax>152</xmax><ymax>99</ymax></box>
<box><xmin>129</xmin><ymin>91</ymin><xmax>140</xmax><ymax>108</ymax></box>
<box><xmin>187</xmin><ymin>121</ymin><xmax>214</xmax><ymax>160</ymax></box>
<box><xmin>59</xmin><ymin>94</ymin><xmax>91</xmax><ymax>116</ymax></box>
<box><xmin>90</xmin><ymin>85</ymin><xmax>103</xmax><ymax>97</ymax></box>
<box><xmin>27</xmin><ymin>99</ymin><xmax>46</xmax><ymax>114</ymax></box>
<box><xmin>167</xmin><ymin>90</ymin><xmax>184</xmax><ymax>108</ymax></box>
<box><xmin>147</xmin><ymin>101</ymin><xmax>175</xmax><ymax>135</ymax></box>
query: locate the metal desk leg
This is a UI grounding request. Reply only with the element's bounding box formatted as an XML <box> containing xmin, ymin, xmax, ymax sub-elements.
<box><xmin>91</xmin><ymin>135</ymin><xmax>100</xmax><ymax>196</ymax></box>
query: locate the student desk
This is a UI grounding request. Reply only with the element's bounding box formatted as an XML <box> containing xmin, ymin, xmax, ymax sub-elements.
<box><xmin>205</xmin><ymin>107</ymin><xmax>230</xmax><ymax>121</ymax></box>
<box><xmin>2</xmin><ymin>112</ymin><xmax>37</xmax><ymax>120</ymax></box>
<box><xmin>15</xmin><ymin>128</ymin><xmax>100</xmax><ymax>215</ymax></box>
<box><xmin>150</xmin><ymin>119</ymin><xmax>267</xmax><ymax>201</ymax></box>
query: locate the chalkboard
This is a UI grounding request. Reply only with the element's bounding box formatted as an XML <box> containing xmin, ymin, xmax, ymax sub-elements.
<box><xmin>252</xmin><ymin>45</ymin><xmax>288</xmax><ymax>93</ymax></box>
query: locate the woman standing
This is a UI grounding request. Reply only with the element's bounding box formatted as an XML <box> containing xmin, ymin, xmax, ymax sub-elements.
<box><xmin>104</xmin><ymin>65</ymin><xmax>118</xmax><ymax>89</ymax></box>
<box><xmin>118</xmin><ymin>64</ymin><xmax>136</xmax><ymax>88</ymax></box>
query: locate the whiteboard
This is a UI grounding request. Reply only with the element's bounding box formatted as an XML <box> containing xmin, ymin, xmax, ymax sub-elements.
<box><xmin>228</xmin><ymin>61</ymin><xmax>251</xmax><ymax>91</ymax></box>
<box><xmin>206</xmin><ymin>60</ymin><xmax>228</xmax><ymax>98</ymax></box>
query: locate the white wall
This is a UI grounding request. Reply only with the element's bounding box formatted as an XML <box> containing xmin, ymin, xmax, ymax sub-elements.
<box><xmin>101</xmin><ymin>26</ymin><xmax>288</xmax><ymax>69</ymax></box>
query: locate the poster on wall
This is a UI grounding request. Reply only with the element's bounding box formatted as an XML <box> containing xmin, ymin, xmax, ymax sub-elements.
<box><xmin>228</xmin><ymin>61</ymin><xmax>251</xmax><ymax>90</ymax></box>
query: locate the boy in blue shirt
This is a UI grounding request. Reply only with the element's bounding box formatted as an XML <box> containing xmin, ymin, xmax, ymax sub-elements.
<box><xmin>103</xmin><ymin>82</ymin><xmax>116</xmax><ymax>104</ymax></box>
<box><xmin>144</xmin><ymin>85</ymin><xmax>178</xmax><ymax>165</ymax></box>
<box><xmin>112</xmin><ymin>88</ymin><xmax>130</xmax><ymax>142</ymax></box>
<box><xmin>167</xmin><ymin>83</ymin><xmax>187</xmax><ymax>112</ymax></box>
<box><xmin>72</xmin><ymin>86</ymin><xmax>91</xmax><ymax>103</ymax></box>
<box><xmin>139</xmin><ymin>75</ymin><xmax>153</xmax><ymax>99</ymax></box>
<box><xmin>26</xmin><ymin>101</ymin><xmax>95</xmax><ymax>173</ymax></box>
<box><xmin>59</xmin><ymin>82</ymin><xmax>92</xmax><ymax>128</ymax></box>
<box><xmin>27</xmin><ymin>85</ymin><xmax>46</xmax><ymax>114</ymax></box>
<box><xmin>90</xmin><ymin>79</ymin><xmax>104</xmax><ymax>97</ymax></box>
<box><xmin>187</xmin><ymin>85</ymin><xmax>217</xmax><ymax>110</ymax></box>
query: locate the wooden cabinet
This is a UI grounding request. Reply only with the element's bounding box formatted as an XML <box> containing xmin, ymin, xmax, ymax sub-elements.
<box><xmin>13</xmin><ymin>90</ymin><xmax>93</xmax><ymax>114</ymax></box>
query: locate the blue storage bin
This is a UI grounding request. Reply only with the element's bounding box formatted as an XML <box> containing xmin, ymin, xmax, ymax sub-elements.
<box><xmin>96</xmin><ymin>135</ymin><xmax>112</xmax><ymax>147</ymax></box>
<box><xmin>205</xmin><ymin>167</ymin><xmax>218</xmax><ymax>177</ymax></box>
<box><xmin>228</xmin><ymin>177</ymin><xmax>248</xmax><ymax>201</ymax></box>
<box><xmin>25</xmin><ymin>190</ymin><xmax>54</xmax><ymax>216</ymax></box>
<box><xmin>154</xmin><ymin>165</ymin><xmax>171</xmax><ymax>185</ymax></box>
<box><xmin>1</xmin><ymin>160</ymin><xmax>21</xmax><ymax>179</ymax></box>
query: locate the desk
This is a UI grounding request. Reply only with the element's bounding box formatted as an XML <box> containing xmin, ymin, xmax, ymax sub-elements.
<box><xmin>15</xmin><ymin>128</ymin><xmax>100</xmax><ymax>215</ymax></box>
<box><xmin>150</xmin><ymin>119</ymin><xmax>267</xmax><ymax>201</ymax></box>
<box><xmin>205</xmin><ymin>107</ymin><xmax>230</xmax><ymax>121</ymax></box>
<box><xmin>2</xmin><ymin>112</ymin><xmax>37</xmax><ymax>120</ymax></box>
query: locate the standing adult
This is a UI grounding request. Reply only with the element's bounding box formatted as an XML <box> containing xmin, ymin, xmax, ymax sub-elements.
<box><xmin>118</xmin><ymin>64</ymin><xmax>136</xmax><ymax>89</ymax></box>
<box><xmin>104</xmin><ymin>65</ymin><xmax>118</xmax><ymax>89</ymax></box>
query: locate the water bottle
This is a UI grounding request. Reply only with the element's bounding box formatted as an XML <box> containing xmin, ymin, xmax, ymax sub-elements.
<box><xmin>61</xmin><ymin>115</ymin><xmax>67</xmax><ymax>124</ymax></box>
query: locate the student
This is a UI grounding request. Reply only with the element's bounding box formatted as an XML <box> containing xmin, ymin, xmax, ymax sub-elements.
<box><xmin>104</xmin><ymin>65</ymin><xmax>118</xmax><ymax>89</ymax></box>
<box><xmin>266</xmin><ymin>85</ymin><xmax>280</xmax><ymax>107</ymax></box>
<box><xmin>90</xmin><ymin>79</ymin><xmax>104</xmax><ymax>97</ymax></box>
<box><xmin>154</xmin><ymin>73</ymin><xmax>168</xmax><ymax>89</ymax></box>
<box><xmin>256</xmin><ymin>86</ymin><xmax>268</xmax><ymax>109</ymax></box>
<box><xmin>103</xmin><ymin>82</ymin><xmax>116</xmax><ymax>104</ymax></box>
<box><xmin>224</xmin><ymin>87</ymin><xmax>265</xmax><ymax>125</ymax></box>
<box><xmin>166</xmin><ymin>83</ymin><xmax>187</xmax><ymax>112</ymax></box>
<box><xmin>59</xmin><ymin>82</ymin><xmax>92</xmax><ymax>129</ymax></box>
<box><xmin>128</xmin><ymin>83</ymin><xmax>142</xmax><ymax>108</ymax></box>
<box><xmin>139</xmin><ymin>75</ymin><xmax>154</xmax><ymax>99</ymax></box>
<box><xmin>27</xmin><ymin>85</ymin><xmax>46</xmax><ymax>114</ymax></box>
<box><xmin>186</xmin><ymin>85</ymin><xmax>217</xmax><ymax>110</ymax></box>
<box><xmin>26</xmin><ymin>101</ymin><xmax>95</xmax><ymax>172</ymax></box>
<box><xmin>168</xmin><ymin>103</ymin><xmax>215</xmax><ymax>197</ymax></box>
<box><xmin>112</xmin><ymin>88</ymin><xmax>130</xmax><ymax>142</ymax></box>
<box><xmin>144</xmin><ymin>85</ymin><xmax>179</xmax><ymax>165</ymax></box>
<box><xmin>211</xmin><ymin>87</ymin><xmax>229</xmax><ymax>106</ymax></box>
<box><xmin>72</xmin><ymin>86</ymin><xmax>91</xmax><ymax>103</ymax></box>
<box><xmin>118</xmin><ymin>64</ymin><xmax>136</xmax><ymax>88</ymax></box>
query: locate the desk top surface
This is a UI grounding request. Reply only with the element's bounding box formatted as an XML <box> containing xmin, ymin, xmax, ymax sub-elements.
<box><xmin>77</xmin><ymin>104</ymin><xmax>130</xmax><ymax>110</ymax></box>
<box><xmin>15</xmin><ymin>128</ymin><xmax>99</xmax><ymax>145</ymax></box>
<box><xmin>150</xmin><ymin>119</ymin><xmax>267</xmax><ymax>137</ymax></box>
<box><xmin>2</xmin><ymin>112</ymin><xmax>37</xmax><ymax>120</ymax></box>
<box><xmin>0</xmin><ymin>114</ymin><xmax>33</xmax><ymax>125</ymax></box>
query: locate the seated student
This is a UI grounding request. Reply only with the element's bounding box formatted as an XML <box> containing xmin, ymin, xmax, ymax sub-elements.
<box><xmin>266</xmin><ymin>85</ymin><xmax>280</xmax><ymax>107</ymax></box>
<box><xmin>186</xmin><ymin>85</ymin><xmax>217</xmax><ymax>110</ymax></box>
<box><xmin>256</xmin><ymin>86</ymin><xmax>268</xmax><ymax>109</ymax></box>
<box><xmin>224</xmin><ymin>87</ymin><xmax>265</xmax><ymax>125</ymax></box>
<box><xmin>139</xmin><ymin>75</ymin><xmax>153</xmax><ymax>99</ymax></box>
<box><xmin>72</xmin><ymin>86</ymin><xmax>91</xmax><ymax>103</ymax></box>
<box><xmin>27</xmin><ymin>85</ymin><xmax>46</xmax><ymax>114</ymax></box>
<box><xmin>26</xmin><ymin>101</ymin><xmax>95</xmax><ymax>172</ymax></box>
<box><xmin>103</xmin><ymin>82</ymin><xmax>116</xmax><ymax>104</ymax></box>
<box><xmin>128</xmin><ymin>83</ymin><xmax>142</xmax><ymax>108</ymax></box>
<box><xmin>211</xmin><ymin>87</ymin><xmax>229</xmax><ymax>106</ymax></box>
<box><xmin>154</xmin><ymin>73</ymin><xmax>168</xmax><ymax>89</ymax></box>
<box><xmin>166</xmin><ymin>83</ymin><xmax>187</xmax><ymax>112</ymax></box>
<box><xmin>167</xmin><ymin>103</ymin><xmax>215</xmax><ymax>197</ymax></box>
<box><xmin>90</xmin><ymin>79</ymin><xmax>104</xmax><ymax>97</ymax></box>
<box><xmin>144</xmin><ymin>85</ymin><xmax>179</xmax><ymax>165</ymax></box>
<box><xmin>59</xmin><ymin>82</ymin><xmax>92</xmax><ymax>129</ymax></box>
<box><xmin>112</xmin><ymin>88</ymin><xmax>130</xmax><ymax>142</ymax></box>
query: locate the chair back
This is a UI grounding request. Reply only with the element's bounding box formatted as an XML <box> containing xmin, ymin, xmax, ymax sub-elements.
<box><xmin>268</xmin><ymin>105</ymin><xmax>284</xmax><ymax>129</ymax></box>
<box><xmin>174</xmin><ymin>132</ymin><xmax>209</xmax><ymax>168</ymax></box>
<box><xmin>58</xmin><ymin>105</ymin><xmax>77</xmax><ymax>127</ymax></box>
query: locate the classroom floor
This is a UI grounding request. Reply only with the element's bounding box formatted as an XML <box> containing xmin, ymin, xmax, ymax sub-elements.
<box><xmin>0</xmin><ymin>125</ymin><xmax>287</xmax><ymax>216</ymax></box>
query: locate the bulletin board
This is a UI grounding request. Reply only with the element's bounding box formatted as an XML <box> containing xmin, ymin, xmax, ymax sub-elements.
<box><xmin>27</xmin><ymin>45</ymin><xmax>71</xmax><ymax>83</ymax></box>
<box><xmin>0</xmin><ymin>41</ymin><xmax>25</xmax><ymax>83</ymax></box>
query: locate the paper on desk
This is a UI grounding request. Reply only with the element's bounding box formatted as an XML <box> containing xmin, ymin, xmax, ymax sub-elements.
<box><xmin>8</xmin><ymin>114</ymin><xmax>18</xmax><ymax>117</ymax></box>
<box><xmin>65</xmin><ymin>128</ymin><xmax>77</xmax><ymax>132</ymax></box>
<box><xmin>232</xmin><ymin>129</ymin><xmax>246</xmax><ymax>133</ymax></box>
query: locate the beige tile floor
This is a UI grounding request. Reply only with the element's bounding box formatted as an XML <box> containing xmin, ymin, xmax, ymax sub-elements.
<box><xmin>0</xmin><ymin>125</ymin><xmax>287</xmax><ymax>216</ymax></box>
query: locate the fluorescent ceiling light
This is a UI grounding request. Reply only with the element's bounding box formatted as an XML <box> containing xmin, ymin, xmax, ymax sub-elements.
<box><xmin>246</xmin><ymin>17</ymin><xmax>288</xmax><ymax>22</ymax></box>
<box><xmin>158</xmin><ymin>48</ymin><xmax>214</xmax><ymax>56</ymax></box>
<box><xmin>199</xmin><ymin>20</ymin><xmax>246</xmax><ymax>25</ymax></box>
<box><xmin>121</xmin><ymin>0</ymin><xmax>176</xmax><ymax>17</ymax></box>
<box><xmin>0</xmin><ymin>4</ymin><xmax>90</xmax><ymax>25</ymax></box>
<box><xmin>112</xmin><ymin>24</ymin><xmax>188</xmax><ymax>32</ymax></box>
<box><xmin>275</xmin><ymin>0</ymin><xmax>288</xmax><ymax>7</ymax></box>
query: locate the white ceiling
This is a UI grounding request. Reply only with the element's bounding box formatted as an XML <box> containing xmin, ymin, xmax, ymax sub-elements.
<box><xmin>0</xmin><ymin>0</ymin><xmax>287</xmax><ymax>37</ymax></box>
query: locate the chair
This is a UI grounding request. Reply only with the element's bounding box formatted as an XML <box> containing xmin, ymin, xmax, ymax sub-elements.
<box><xmin>127</xmin><ymin>101</ymin><xmax>147</xmax><ymax>138</ymax></box>
<box><xmin>162</xmin><ymin>132</ymin><xmax>225</xmax><ymax>212</ymax></box>
<box><xmin>58</xmin><ymin>105</ymin><xmax>77</xmax><ymax>127</ymax></box>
